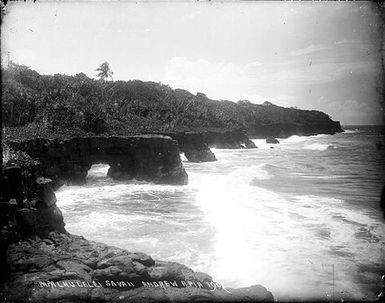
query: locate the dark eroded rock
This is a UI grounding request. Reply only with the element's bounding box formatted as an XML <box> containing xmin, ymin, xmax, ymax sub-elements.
<box><xmin>266</xmin><ymin>137</ymin><xmax>280</xmax><ymax>144</ymax></box>
<box><xmin>2</xmin><ymin>166</ymin><xmax>65</xmax><ymax>238</ymax></box>
<box><xmin>1</xmin><ymin>233</ymin><xmax>274</xmax><ymax>302</ymax></box>
<box><xmin>183</xmin><ymin>146</ymin><xmax>217</xmax><ymax>163</ymax></box>
<box><xmin>144</xmin><ymin>129</ymin><xmax>257</xmax><ymax>162</ymax></box>
<box><xmin>1</xmin><ymin>138</ymin><xmax>273</xmax><ymax>302</ymax></box>
<box><xmin>8</xmin><ymin>135</ymin><xmax>188</xmax><ymax>186</ymax></box>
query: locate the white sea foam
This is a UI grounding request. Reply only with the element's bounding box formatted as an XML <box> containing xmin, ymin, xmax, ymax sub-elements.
<box><xmin>303</xmin><ymin>143</ymin><xmax>333</xmax><ymax>151</ymax></box>
<box><xmin>281</xmin><ymin>134</ymin><xmax>329</xmax><ymax>143</ymax></box>
<box><xmin>230</xmin><ymin>164</ymin><xmax>272</xmax><ymax>182</ymax></box>
<box><xmin>251</xmin><ymin>139</ymin><xmax>270</xmax><ymax>149</ymax></box>
<box><xmin>180</xmin><ymin>152</ymin><xmax>188</xmax><ymax>162</ymax></box>
<box><xmin>87</xmin><ymin>163</ymin><xmax>110</xmax><ymax>175</ymax></box>
<box><xmin>252</xmin><ymin>134</ymin><xmax>332</xmax><ymax>151</ymax></box>
<box><xmin>283</xmin><ymin>135</ymin><xmax>309</xmax><ymax>143</ymax></box>
<box><xmin>64</xmin><ymin>211</ymin><xmax>130</xmax><ymax>234</ymax></box>
<box><xmin>343</xmin><ymin>129</ymin><xmax>361</xmax><ymax>134</ymax></box>
<box><xmin>55</xmin><ymin>130</ymin><xmax>385</xmax><ymax>301</ymax></box>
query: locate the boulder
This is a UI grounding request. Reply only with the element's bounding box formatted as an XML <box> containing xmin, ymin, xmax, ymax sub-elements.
<box><xmin>129</xmin><ymin>252</ymin><xmax>155</xmax><ymax>267</ymax></box>
<box><xmin>183</xmin><ymin>145</ymin><xmax>217</xmax><ymax>162</ymax></box>
<box><xmin>266</xmin><ymin>137</ymin><xmax>280</xmax><ymax>144</ymax></box>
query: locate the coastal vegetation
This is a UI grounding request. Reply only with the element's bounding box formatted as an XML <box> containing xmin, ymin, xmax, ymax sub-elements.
<box><xmin>2</xmin><ymin>62</ymin><xmax>341</xmax><ymax>141</ymax></box>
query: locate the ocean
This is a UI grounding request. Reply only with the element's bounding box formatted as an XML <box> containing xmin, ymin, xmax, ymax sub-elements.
<box><xmin>56</xmin><ymin>126</ymin><xmax>385</xmax><ymax>301</ymax></box>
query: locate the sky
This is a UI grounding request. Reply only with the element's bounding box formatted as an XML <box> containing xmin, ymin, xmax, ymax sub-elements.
<box><xmin>1</xmin><ymin>1</ymin><xmax>384</xmax><ymax>125</ymax></box>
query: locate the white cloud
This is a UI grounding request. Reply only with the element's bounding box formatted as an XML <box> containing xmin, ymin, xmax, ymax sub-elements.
<box><xmin>238</xmin><ymin>94</ymin><xmax>268</xmax><ymax>104</ymax></box>
<box><xmin>335</xmin><ymin>40</ymin><xmax>360</xmax><ymax>45</ymax></box>
<box><xmin>181</xmin><ymin>10</ymin><xmax>202</xmax><ymax>21</ymax></box>
<box><xmin>163</xmin><ymin>56</ymin><xmax>250</xmax><ymax>100</ymax></box>
<box><xmin>162</xmin><ymin>56</ymin><xmax>379</xmax><ymax>106</ymax></box>
<box><xmin>268</xmin><ymin>59</ymin><xmax>378</xmax><ymax>85</ymax></box>
<box><xmin>289</xmin><ymin>44</ymin><xmax>330</xmax><ymax>56</ymax></box>
<box><xmin>272</xmin><ymin>95</ymin><xmax>297</xmax><ymax>107</ymax></box>
<box><xmin>163</xmin><ymin>57</ymin><xmax>280</xmax><ymax>103</ymax></box>
<box><xmin>314</xmin><ymin>97</ymin><xmax>383</xmax><ymax>125</ymax></box>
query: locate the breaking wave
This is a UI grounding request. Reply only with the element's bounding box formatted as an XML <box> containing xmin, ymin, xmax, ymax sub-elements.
<box><xmin>56</xmin><ymin>128</ymin><xmax>385</xmax><ymax>301</ymax></box>
<box><xmin>303</xmin><ymin>143</ymin><xmax>335</xmax><ymax>151</ymax></box>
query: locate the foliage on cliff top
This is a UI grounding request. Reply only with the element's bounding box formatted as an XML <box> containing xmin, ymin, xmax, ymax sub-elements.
<box><xmin>2</xmin><ymin>63</ymin><xmax>339</xmax><ymax>140</ymax></box>
<box><xmin>3</xmin><ymin>122</ymin><xmax>102</xmax><ymax>142</ymax></box>
<box><xmin>2</xmin><ymin>142</ymin><xmax>39</xmax><ymax>168</ymax></box>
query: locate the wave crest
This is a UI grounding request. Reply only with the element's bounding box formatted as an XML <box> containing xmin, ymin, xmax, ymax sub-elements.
<box><xmin>303</xmin><ymin>143</ymin><xmax>334</xmax><ymax>151</ymax></box>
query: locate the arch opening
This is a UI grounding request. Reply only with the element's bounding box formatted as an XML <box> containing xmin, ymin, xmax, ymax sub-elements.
<box><xmin>86</xmin><ymin>163</ymin><xmax>112</xmax><ymax>183</ymax></box>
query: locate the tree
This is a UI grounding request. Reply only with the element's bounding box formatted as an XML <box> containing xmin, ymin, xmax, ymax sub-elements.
<box><xmin>96</xmin><ymin>62</ymin><xmax>113</xmax><ymax>81</ymax></box>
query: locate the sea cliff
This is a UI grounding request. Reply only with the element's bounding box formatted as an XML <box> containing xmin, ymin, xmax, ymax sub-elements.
<box><xmin>147</xmin><ymin>129</ymin><xmax>257</xmax><ymax>163</ymax></box>
<box><xmin>6</xmin><ymin>135</ymin><xmax>188</xmax><ymax>186</ymax></box>
<box><xmin>0</xmin><ymin>138</ymin><xmax>274</xmax><ymax>302</ymax></box>
<box><xmin>2</xmin><ymin>64</ymin><xmax>343</xmax><ymax>165</ymax></box>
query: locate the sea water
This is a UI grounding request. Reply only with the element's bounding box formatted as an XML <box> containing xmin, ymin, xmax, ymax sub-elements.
<box><xmin>56</xmin><ymin>126</ymin><xmax>385</xmax><ymax>301</ymax></box>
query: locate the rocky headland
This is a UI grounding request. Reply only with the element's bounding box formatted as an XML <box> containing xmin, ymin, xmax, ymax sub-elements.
<box><xmin>0</xmin><ymin>136</ymin><xmax>274</xmax><ymax>302</ymax></box>
<box><xmin>1</xmin><ymin>63</ymin><xmax>345</xmax><ymax>302</ymax></box>
<box><xmin>3</xmin><ymin>64</ymin><xmax>342</xmax><ymax>149</ymax></box>
<box><xmin>2</xmin><ymin>63</ymin><xmax>343</xmax><ymax>165</ymax></box>
<box><xmin>245</xmin><ymin>121</ymin><xmax>342</xmax><ymax>139</ymax></box>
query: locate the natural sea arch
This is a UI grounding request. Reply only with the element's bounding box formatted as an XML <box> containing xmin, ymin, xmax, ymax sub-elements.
<box><xmin>7</xmin><ymin>135</ymin><xmax>188</xmax><ymax>187</ymax></box>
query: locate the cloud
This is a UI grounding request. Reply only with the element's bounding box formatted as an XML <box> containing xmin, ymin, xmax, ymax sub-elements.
<box><xmin>272</xmin><ymin>95</ymin><xmax>297</xmax><ymax>107</ymax></box>
<box><xmin>290</xmin><ymin>44</ymin><xmax>330</xmax><ymax>56</ymax></box>
<box><xmin>162</xmin><ymin>55</ymin><xmax>383</xmax><ymax>125</ymax></box>
<box><xmin>272</xmin><ymin>60</ymin><xmax>378</xmax><ymax>84</ymax></box>
<box><xmin>163</xmin><ymin>56</ymin><xmax>252</xmax><ymax>101</ymax></box>
<box><xmin>181</xmin><ymin>10</ymin><xmax>202</xmax><ymax>21</ymax></box>
<box><xmin>163</xmin><ymin>57</ymin><xmax>279</xmax><ymax>103</ymax></box>
<box><xmin>335</xmin><ymin>40</ymin><xmax>361</xmax><ymax>45</ymax></box>
<box><xmin>162</xmin><ymin>55</ymin><xmax>380</xmax><ymax>105</ymax></box>
<box><xmin>243</xmin><ymin>61</ymin><xmax>263</xmax><ymax>70</ymax></box>
<box><xmin>315</xmin><ymin>97</ymin><xmax>383</xmax><ymax>125</ymax></box>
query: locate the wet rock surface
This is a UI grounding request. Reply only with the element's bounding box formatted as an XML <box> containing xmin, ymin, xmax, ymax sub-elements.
<box><xmin>265</xmin><ymin>137</ymin><xmax>279</xmax><ymax>144</ymax></box>
<box><xmin>1</xmin><ymin>165</ymin><xmax>65</xmax><ymax>239</ymax></box>
<box><xmin>1</xmin><ymin>232</ymin><xmax>274</xmax><ymax>302</ymax></box>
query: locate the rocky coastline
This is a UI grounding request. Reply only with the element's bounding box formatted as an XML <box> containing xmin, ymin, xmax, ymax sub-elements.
<box><xmin>6</xmin><ymin>135</ymin><xmax>188</xmax><ymax>186</ymax></box>
<box><xmin>150</xmin><ymin>129</ymin><xmax>257</xmax><ymax>163</ymax></box>
<box><xmin>2</xmin><ymin>232</ymin><xmax>274</xmax><ymax>303</ymax></box>
<box><xmin>153</xmin><ymin>123</ymin><xmax>342</xmax><ymax>162</ymax></box>
<box><xmin>0</xmin><ymin>135</ymin><xmax>274</xmax><ymax>302</ymax></box>
<box><xmin>245</xmin><ymin>121</ymin><xmax>342</xmax><ymax>139</ymax></box>
<box><xmin>0</xmin><ymin>55</ymin><xmax>347</xmax><ymax>303</ymax></box>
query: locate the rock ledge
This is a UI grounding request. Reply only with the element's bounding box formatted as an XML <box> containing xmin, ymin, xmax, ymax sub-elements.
<box><xmin>2</xmin><ymin>232</ymin><xmax>273</xmax><ymax>302</ymax></box>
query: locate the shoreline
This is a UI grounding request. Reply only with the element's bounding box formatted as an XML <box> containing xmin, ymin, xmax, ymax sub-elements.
<box><xmin>0</xmin><ymin>135</ymin><xmax>275</xmax><ymax>302</ymax></box>
<box><xmin>4</xmin><ymin>128</ymin><xmax>380</xmax><ymax>302</ymax></box>
<box><xmin>2</xmin><ymin>231</ymin><xmax>274</xmax><ymax>302</ymax></box>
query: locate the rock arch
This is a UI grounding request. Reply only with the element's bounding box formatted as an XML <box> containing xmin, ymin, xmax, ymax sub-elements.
<box><xmin>8</xmin><ymin>135</ymin><xmax>188</xmax><ymax>187</ymax></box>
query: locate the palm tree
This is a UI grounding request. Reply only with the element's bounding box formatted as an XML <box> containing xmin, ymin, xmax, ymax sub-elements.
<box><xmin>96</xmin><ymin>62</ymin><xmax>114</xmax><ymax>81</ymax></box>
